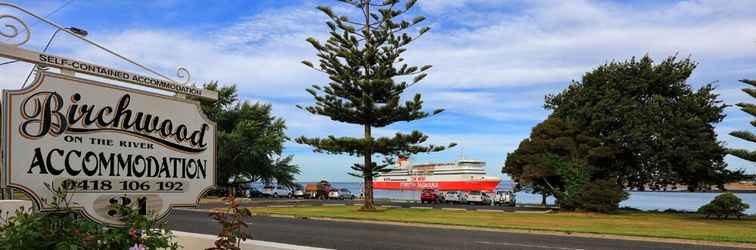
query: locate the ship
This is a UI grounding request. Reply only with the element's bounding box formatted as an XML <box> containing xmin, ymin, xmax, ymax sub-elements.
<box><xmin>373</xmin><ymin>156</ymin><xmax>501</xmax><ymax>191</ymax></box>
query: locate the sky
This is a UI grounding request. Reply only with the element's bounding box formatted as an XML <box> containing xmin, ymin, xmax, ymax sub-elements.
<box><xmin>0</xmin><ymin>0</ymin><xmax>754</xmax><ymax>182</ymax></box>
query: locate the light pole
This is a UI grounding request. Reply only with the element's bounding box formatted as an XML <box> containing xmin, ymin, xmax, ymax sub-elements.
<box><xmin>15</xmin><ymin>26</ymin><xmax>88</xmax><ymax>87</ymax></box>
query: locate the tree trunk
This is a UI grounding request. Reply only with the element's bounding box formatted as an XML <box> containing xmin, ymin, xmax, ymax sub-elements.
<box><xmin>360</xmin><ymin>0</ymin><xmax>375</xmax><ymax>211</ymax></box>
<box><xmin>541</xmin><ymin>194</ymin><xmax>547</xmax><ymax>205</ymax></box>
<box><xmin>362</xmin><ymin>124</ymin><xmax>375</xmax><ymax>210</ymax></box>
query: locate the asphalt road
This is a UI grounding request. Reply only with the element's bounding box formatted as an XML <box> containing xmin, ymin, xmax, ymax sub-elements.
<box><xmin>167</xmin><ymin>209</ymin><xmax>744</xmax><ymax>250</ymax></box>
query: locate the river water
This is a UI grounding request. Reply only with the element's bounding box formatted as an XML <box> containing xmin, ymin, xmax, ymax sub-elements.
<box><xmin>254</xmin><ymin>181</ymin><xmax>756</xmax><ymax>214</ymax></box>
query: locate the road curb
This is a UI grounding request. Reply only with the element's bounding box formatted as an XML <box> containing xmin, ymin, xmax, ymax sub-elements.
<box><xmin>515</xmin><ymin>209</ymin><xmax>553</xmax><ymax>214</ymax></box>
<box><xmin>173</xmin><ymin>231</ymin><xmax>331</xmax><ymax>250</ymax></box>
<box><xmin>476</xmin><ymin>209</ymin><xmax>504</xmax><ymax>213</ymax></box>
<box><xmin>440</xmin><ymin>208</ymin><xmax>466</xmax><ymax>211</ymax></box>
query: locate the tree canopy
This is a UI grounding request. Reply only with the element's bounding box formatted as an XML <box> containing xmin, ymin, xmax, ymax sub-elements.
<box><xmin>544</xmin><ymin>55</ymin><xmax>742</xmax><ymax>191</ymax></box>
<box><xmin>503</xmin><ymin>117</ymin><xmax>626</xmax><ymax>210</ymax></box>
<box><xmin>296</xmin><ymin>0</ymin><xmax>454</xmax><ymax>210</ymax></box>
<box><xmin>728</xmin><ymin>79</ymin><xmax>756</xmax><ymax>162</ymax></box>
<box><xmin>200</xmin><ymin>82</ymin><xmax>300</xmax><ymax>187</ymax></box>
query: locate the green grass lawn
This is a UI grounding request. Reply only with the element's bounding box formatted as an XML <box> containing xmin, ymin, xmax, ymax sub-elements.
<box><xmin>249</xmin><ymin>206</ymin><xmax>756</xmax><ymax>244</ymax></box>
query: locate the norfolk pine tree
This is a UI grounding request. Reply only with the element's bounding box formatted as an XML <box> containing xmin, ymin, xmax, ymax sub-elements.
<box><xmin>297</xmin><ymin>0</ymin><xmax>454</xmax><ymax>210</ymax></box>
<box><xmin>728</xmin><ymin>79</ymin><xmax>756</xmax><ymax>162</ymax></box>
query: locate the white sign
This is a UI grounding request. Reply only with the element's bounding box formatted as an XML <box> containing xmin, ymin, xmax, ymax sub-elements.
<box><xmin>0</xmin><ymin>44</ymin><xmax>218</xmax><ymax>101</ymax></box>
<box><xmin>2</xmin><ymin>72</ymin><xmax>216</xmax><ymax>226</ymax></box>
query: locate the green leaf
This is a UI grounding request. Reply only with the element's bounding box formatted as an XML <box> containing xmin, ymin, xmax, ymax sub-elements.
<box><xmin>301</xmin><ymin>60</ymin><xmax>314</xmax><ymax>68</ymax></box>
<box><xmin>412</xmin><ymin>16</ymin><xmax>426</xmax><ymax>25</ymax></box>
<box><xmin>317</xmin><ymin>6</ymin><xmax>335</xmax><ymax>18</ymax></box>
<box><xmin>419</xmin><ymin>27</ymin><xmax>430</xmax><ymax>35</ymax></box>
<box><xmin>413</xmin><ymin>73</ymin><xmax>427</xmax><ymax>83</ymax></box>
<box><xmin>420</xmin><ymin>65</ymin><xmax>432</xmax><ymax>71</ymax></box>
<box><xmin>405</xmin><ymin>0</ymin><xmax>417</xmax><ymax>10</ymax></box>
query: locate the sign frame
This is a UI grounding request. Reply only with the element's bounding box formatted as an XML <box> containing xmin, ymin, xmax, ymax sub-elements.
<box><xmin>1</xmin><ymin>71</ymin><xmax>217</xmax><ymax>226</ymax></box>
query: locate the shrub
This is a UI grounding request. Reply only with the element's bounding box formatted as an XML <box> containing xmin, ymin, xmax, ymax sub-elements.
<box><xmin>0</xmin><ymin>185</ymin><xmax>178</xmax><ymax>249</ymax></box>
<box><xmin>698</xmin><ymin>192</ymin><xmax>750</xmax><ymax>220</ymax></box>
<box><xmin>207</xmin><ymin>194</ymin><xmax>252</xmax><ymax>250</ymax></box>
<box><xmin>570</xmin><ymin>178</ymin><xmax>629</xmax><ymax>213</ymax></box>
<box><xmin>0</xmin><ymin>206</ymin><xmax>179</xmax><ymax>250</ymax></box>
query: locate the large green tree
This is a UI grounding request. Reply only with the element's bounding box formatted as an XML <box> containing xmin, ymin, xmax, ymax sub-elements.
<box><xmin>296</xmin><ymin>0</ymin><xmax>454</xmax><ymax>210</ymax></box>
<box><xmin>545</xmin><ymin>55</ymin><xmax>743</xmax><ymax>191</ymax></box>
<box><xmin>503</xmin><ymin>117</ymin><xmax>622</xmax><ymax>206</ymax></box>
<box><xmin>200</xmin><ymin>83</ymin><xmax>300</xmax><ymax>188</ymax></box>
<box><xmin>728</xmin><ymin>79</ymin><xmax>756</xmax><ymax>162</ymax></box>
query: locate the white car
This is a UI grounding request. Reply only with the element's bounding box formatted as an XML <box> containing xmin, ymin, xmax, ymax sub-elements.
<box><xmin>291</xmin><ymin>189</ymin><xmax>306</xmax><ymax>199</ymax></box>
<box><xmin>465</xmin><ymin>191</ymin><xmax>490</xmax><ymax>205</ymax></box>
<box><xmin>328</xmin><ymin>190</ymin><xmax>341</xmax><ymax>199</ymax></box>
<box><xmin>444</xmin><ymin>191</ymin><xmax>465</xmax><ymax>204</ymax></box>
<box><xmin>494</xmin><ymin>190</ymin><xmax>516</xmax><ymax>206</ymax></box>
<box><xmin>338</xmin><ymin>188</ymin><xmax>354</xmax><ymax>199</ymax></box>
<box><xmin>262</xmin><ymin>186</ymin><xmax>290</xmax><ymax>198</ymax></box>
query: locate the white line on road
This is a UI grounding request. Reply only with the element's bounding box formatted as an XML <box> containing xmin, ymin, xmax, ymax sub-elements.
<box><xmin>380</xmin><ymin>205</ymin><xmax>399</xmax><ymax>208</ymax></box>
<box><xmin>476</xmin><ymin>241</ymin><xmax>584</xmax><ymax>250</ymax></box>
<box><xmin>410</xmin><ymin>206</ymin><xmax>432</xmax><ymax>209</ymax></box>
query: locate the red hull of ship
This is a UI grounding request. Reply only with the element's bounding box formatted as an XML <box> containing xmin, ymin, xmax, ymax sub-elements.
<box><xmin>373</xmin><ymin>180</ymin><xmax>500</xmax><ymax>191</ymax></box>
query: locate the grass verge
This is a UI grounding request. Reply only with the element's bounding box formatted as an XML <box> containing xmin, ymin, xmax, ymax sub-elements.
<box><xmin>249</xmin><ymin>206</ymin><xmax>756</xmax><ymax>244</ymax></box>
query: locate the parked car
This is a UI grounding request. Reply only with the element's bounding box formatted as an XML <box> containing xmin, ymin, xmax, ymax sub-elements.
<box><xmin>328</xmin><ymin>189</ymin><xmax>341</xmax><ymax>199</ymax></box>
<box><xmin>290</xmin><ymin>188</ymin><xmax>306</xmax><ymax>199</ymax></box>
<box><xmin>247</xmin><ymin>187</ymin><xmax>264</xmax><ymax>198</ymax></box>
<box><xmin>338</xmin><ymin>188</ymin><xmax>354</xmax><ymax>200</ymax></box>
<box><xmin>494</xmin><ymin>190</ymin><xmax>516</xmax><ymax>206</ymax></box>
<box><xmin>262</xmin><ymin>185</ymin><xmax>290</xmax><ymax>198</ymax></box>
<box><xmin>420</xmin><ymin>189</ymin><xmax>441</xmax><ymax>204</ymax></box>
<box><xmin>444</xmin><ymin>191</ymin><xmax>465</xmax><ymax>204</ymax></box>
<box><xmin>465</xmin><ymin>191</ymin><xmax>490</xmax><ymax>205</ymax></box>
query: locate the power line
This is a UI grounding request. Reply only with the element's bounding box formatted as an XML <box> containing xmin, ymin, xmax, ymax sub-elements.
<box><xmin>40</xmin><ymin>0</ymin><xmax>75</xmax><ymax>20</ymax></box>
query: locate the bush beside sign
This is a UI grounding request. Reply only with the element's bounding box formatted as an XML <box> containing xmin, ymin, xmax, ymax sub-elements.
<box><xmin>1</xmin><ymin>72</ymin><xmax>216</xmax><ymax>226</ymax></box>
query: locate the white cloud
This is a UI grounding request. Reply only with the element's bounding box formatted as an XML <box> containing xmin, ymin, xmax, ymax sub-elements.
<box><xmin>417</xmin><ymin>0</ymin><xmax>502</xmax><ymax>14</ymax></box>
<box><xmin>405</xmin><ymin>0</ymin><xmax>756</xmax><ymax>90</ymax></box>
<box><xmin>1</xmin><ymin>0</ymin><xmax>755</xmax><ymax>180</ymax></box>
